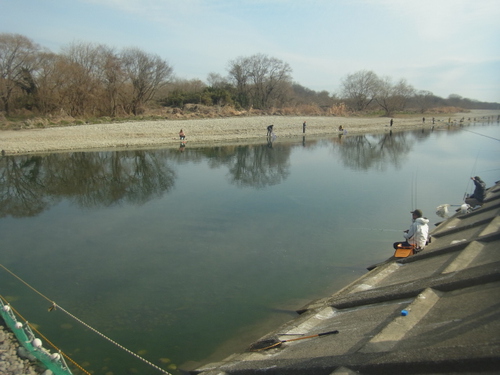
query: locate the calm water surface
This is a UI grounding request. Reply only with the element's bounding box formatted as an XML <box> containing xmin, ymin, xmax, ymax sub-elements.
<box><xmin>1</xmin><ymin>119</ymin><xmax>499</xmax><ymax>374</ymax></box>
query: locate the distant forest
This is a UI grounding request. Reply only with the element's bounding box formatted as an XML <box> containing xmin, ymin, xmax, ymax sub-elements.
<box><xmin>1</xmin><ymin>33</ymin><xmax>498</xmax><ymax>125</ymax></box>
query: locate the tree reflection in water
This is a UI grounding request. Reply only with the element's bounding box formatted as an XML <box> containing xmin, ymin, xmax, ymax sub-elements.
<box><xmin>0</xmin><ymin>151</ymin><xmax>177</xmax><ymax>217</ymax></box>
<box><xmin>0</xmin><ymin>129</ymin><xmax>436</xmax><ymax>218</ymax></box>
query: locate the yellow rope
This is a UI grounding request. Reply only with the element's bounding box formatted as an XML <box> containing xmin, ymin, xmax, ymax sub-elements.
<box><xmin>0</xmin><ymin>262</ymin><xmax>173</xmax><ymax>375</ymax></box>
<box><xmin>0</xmin><ymin>295</ymin><xmax>91</xmax><ymax>375</ymax></box>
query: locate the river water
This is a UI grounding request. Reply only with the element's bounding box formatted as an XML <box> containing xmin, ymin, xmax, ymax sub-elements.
<box><xmin>1</xmin><ymin>118</ymin><xmax>499</xmax><ymax>374</ymax></box>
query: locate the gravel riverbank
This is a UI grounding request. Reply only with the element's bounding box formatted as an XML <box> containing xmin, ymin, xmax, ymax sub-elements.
<box><xmin>0</xmin><ymin>324</ymin><xmax>47</xmax><ymax>375</ymax></box>
<box><xmin>2</xmin><ymin>110</ymin><xmax>497</xmax><ymax>155</ymax></box>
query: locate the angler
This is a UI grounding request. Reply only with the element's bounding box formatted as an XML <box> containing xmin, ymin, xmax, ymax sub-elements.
<box><xmin>393</xmin><ymin>209</ymin><xmax>430</xmax><ymax>256</ymax></box>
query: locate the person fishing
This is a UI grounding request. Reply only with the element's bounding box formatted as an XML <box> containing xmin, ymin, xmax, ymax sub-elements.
<box><xmin>179</xmin><ymin>129</ymin><xmax>186</xmax><ymax>140</ymax></box>
<box><xmin>465</xmin><ymin>176</ymin><xmax>486</xmax><ymax>207</ymax></box>
<box><xmin>393</xmin><ymin>209</ymin><xmax>429</xmax><ymax>252</ymax></box>
<box><xmin>267</xmin><ymin>124</ymin><xmax>274</xmax><ymax>137</ymax></box>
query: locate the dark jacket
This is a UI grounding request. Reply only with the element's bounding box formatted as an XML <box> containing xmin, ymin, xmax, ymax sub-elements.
<box><xmin>471</xmin><ymin>179</ymin><xmax>486</xmax><ymax>202</ymax></box>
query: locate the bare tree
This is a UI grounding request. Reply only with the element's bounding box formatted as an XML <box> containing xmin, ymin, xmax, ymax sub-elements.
<box><xmin>414</xmin><ymin>90</ymin><xmax>435</xmax><ymax>113</ymax></box>
<box><xmin>227</xmin><ymin>56</ymin><xmax>252</xmax><ymax>108</ymax></box>
<box><xmin>120</xmin><ymin>48</ymin><xmax>173</xmax><ymax>115</ymax></box>
<box><xmin>207</xmin><ymin>72</ymin><xmax>228</xmax><ymax>88</ymax></box>
<box><xmin>100</xmin><ymin>48</ymin><xmax>125</xmax><ymax>117</ymax></box>
<box><xmin>374</xmin><ymin>77</ymin><xmax>415</xmax><ymax>116</ymax></box>
<box><xmin>59</xmin><ymin>42</ymin><xmax>127</xmax><ymax>117</ymax></box>
<box><xmin>392</xmin><ymin>78</ymin><xmax>415</xmax><ymax>111</ymax></box>
<box><xmin>227</xmin><ymin>54</ymin><xmax>292</xmax><ymax>109</ymax></box>
<box><xmin>34</xmin><ymin>52</ymin><xmax>63</xmax><ymax>114</ymax></box>
<box><xmin>0</xmin><ymin>33</ymin><xmax>41</xmax><ymax>115</ymax></box>
<box><xmin>340</xmin><ymin>70</ymin><xmax>379</xmax><ymax>111</ymax></box>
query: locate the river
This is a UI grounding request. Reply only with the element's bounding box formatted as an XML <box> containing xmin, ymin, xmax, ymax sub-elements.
<box><xmin>0</xmin><ymin>119</ymin><xmax>499</xmax><ymax>374</ymax></box>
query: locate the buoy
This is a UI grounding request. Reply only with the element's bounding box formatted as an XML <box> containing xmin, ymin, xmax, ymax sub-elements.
<box><xmin>32</xmin><ymin>338</ymin><xmax>42</xmax><ymax>348</ymax></box>
<box><xmin>2</xmin><ymin>305</ymin><xmax>10</xmax><ymax>312</ymax></box>
<box><xmin>50</xmin><ymin>353</ymin><xmax>61</xmax><ymax>361</ymax></box>
<box><xmin>15</xmin><ymin>322</ymin><xmax>23</xmax><ymax>329</ymax></box>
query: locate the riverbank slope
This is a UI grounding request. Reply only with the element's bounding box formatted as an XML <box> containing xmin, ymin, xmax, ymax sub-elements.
<box><xmin>194</xmin><ymin>181</ymin><xmax>500</xmax><ymax>374</ymax></box>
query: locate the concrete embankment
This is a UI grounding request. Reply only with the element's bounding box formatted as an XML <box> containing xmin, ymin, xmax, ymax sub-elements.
<box><xmin>193</xmin><ymin>181</ymin><xmax>500</xmax><ymax>374</ymax></box>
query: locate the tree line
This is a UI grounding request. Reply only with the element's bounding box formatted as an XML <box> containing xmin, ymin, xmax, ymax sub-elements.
<box><xmin>0</xmin><ymin>32</ymin><xmax>497</xmax><ymax>122</ymax></box>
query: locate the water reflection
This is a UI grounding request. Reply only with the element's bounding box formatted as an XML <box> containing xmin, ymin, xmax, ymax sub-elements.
<box><xmin>338</xmin><ymin>129</ymin><xmax>432</xmax><ymax>171</ymax></box>
<box><xmin>0</xmin><ymin>129</ymin><xmax>465</xmax><ymax>217</ymax></box>
<box><xmin>0</xmin><ymin>151</ymin><xmax>177</xmax><ymax>217</ymax></box>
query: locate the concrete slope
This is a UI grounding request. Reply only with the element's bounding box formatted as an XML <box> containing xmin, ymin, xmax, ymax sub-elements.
<box><xmin>193</xmin><ymin>181</ymin><xmax>500</xmax><ymax>375</ymax></box>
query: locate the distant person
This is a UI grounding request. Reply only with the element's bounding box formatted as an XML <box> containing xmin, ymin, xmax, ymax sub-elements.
<box><xmin>422</xmin><ymin>117</ymin><xmax>425</xmax><ymax>123</ymax></box>
<box><xmin>393</xmin><ymin>209</ymin><xmax>429</xmax><ymax>252</ymax></box>
<box><xmin>339</xmin><ymin>125</ymin><xmax>343</xmax><ymax>131</ymax></box>
<box><xmin>390</xmin><ymin>118</ymin><xmax>393</xmax><ymax>127</ymax></box>
<box><xmin>303</xmin><ymin>121</ymin><xmax>306</xmax><ymax>134</ymax></box>
<box><xmin>465</xmin><ymin>176</ymin><xmax>486</xmax><ymax>207</ymax></box>
<box><xmin>179</xmin><ymin>129</ymin><xmax>186</xmax><ymax>140</ymax></box>
<box><xmin>267</xmin><ymin>124</ymin><xmax>274</xmax><ymax>137</ymax></box>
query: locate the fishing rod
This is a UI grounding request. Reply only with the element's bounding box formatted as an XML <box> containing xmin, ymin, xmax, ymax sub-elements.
<box><xmin>249</xmin><ymin>330</ymin><xmax>339</xmax><ymax>351</ymax></box>
<box><xmin>354</xmin><ymin>227</ymin><xmax>401</xmax><ymax>232</ymax></box>
<box><xmin>463</xmin><ymin>152</ymin><xmax>479</xmax><ymax>201</ymax></box>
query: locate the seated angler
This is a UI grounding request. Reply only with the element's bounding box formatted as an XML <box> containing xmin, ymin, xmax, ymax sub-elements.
<box><xmin>393</xmin><ymin>209</ymin><xmax>429</xmax><ymax>253</ymax></box>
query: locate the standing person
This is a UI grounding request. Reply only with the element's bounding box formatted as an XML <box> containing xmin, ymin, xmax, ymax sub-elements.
<box><xmin>267</xmin><ymin>124</ymin><xmax>274</xmax><ymax>137</ymax></box>
<box><xmin>465</xmin><ymin>176</ymin><xmax>486</xmax><ymax>206</ymax></box>
<box><xmin>179</xmin><ymin>129</ymin><xmax>186</xmax><ymax>140</ymax></box>
<box><xmin>303</xmin><ymin>121</ymin><xmax>306</xmax><ymax>134</ymax></box>
<box><xmin>393</xmin><ymin>209</ymin><xmax>429</xmax><ymax>251</ymax></box>
<box><xmin>422</xmin><ymin>117</ymin><xmax>425</xmax><ymax>123</ymax></box>
<box><xmin>390</xmin><ymin>118</ymin><xmax>393</xmax><ymax>127</ymax></box>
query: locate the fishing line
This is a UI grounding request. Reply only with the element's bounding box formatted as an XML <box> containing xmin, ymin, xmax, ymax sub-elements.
<box><xmin>461</xmin><ymin>129</ymin><xmax>500</xmax><ymax>142</ymax></box>
<box><xmin>414</xmin><ymin>170</ymin><xmax>418</xmax><ymax>210</ymax></box>
<box><xmin>410</xmin><ymin>172</ymin><xmax>414</xmax><ymax>211</ymax></box>
<box><xmin>477</xmin><ymin>168</ymin><xmax>500</xmax><ymax>173</ymax></box>
<box><xmin>410</xmin><ymin>170</ymin><xmax>418</xmax><ymax>211</ymax></box>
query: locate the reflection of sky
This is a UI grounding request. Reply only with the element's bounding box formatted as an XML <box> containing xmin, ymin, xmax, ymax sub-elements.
<box><xmin>0</xmin><ymin>122</ymin><xmax>499</xmax><ymax>373</ymax></box>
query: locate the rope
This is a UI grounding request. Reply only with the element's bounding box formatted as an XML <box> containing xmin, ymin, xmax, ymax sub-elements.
<box><xmin>0</xmin><ymin>263</ymin><xmax>173</xmax><ymax>375</ymax></box>
<box><xmin>0</xmin><ymin>263</ymin><xmax>55</xmax><ymax>304</ymax></box>
<box><xmin>55</xmin><ymin>304</ymin><xmax>172</xmax><ymax>375</ymax></box>
<box><xmin>0</xmin><ymin>295</ymin><xmax>90</xmax><ymax>375</ymax></box>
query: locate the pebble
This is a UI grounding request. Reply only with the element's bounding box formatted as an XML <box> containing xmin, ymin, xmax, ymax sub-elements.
<box><xmin>0</xmin><ymin>323</ymin><xmax>47</xmax><ymax>374</ymax></box>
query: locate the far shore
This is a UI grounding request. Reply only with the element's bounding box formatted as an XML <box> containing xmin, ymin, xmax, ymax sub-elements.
<box><xmin>1</xmin><ymin>110</ymin><xmax>499</xmax><ymax>156</ymax></box>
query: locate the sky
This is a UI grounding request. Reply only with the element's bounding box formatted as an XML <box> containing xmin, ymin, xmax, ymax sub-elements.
<box><xmin>1</xmin><ymin>0</ymin><xmax>500</xmax><ymax>103</ymax></box>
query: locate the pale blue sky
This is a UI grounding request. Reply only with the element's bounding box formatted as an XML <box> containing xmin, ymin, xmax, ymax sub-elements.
<box><xmin>2</xmin><ymin>0</ymin><xmax>499</xmax><ymax>102</ymax></box>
